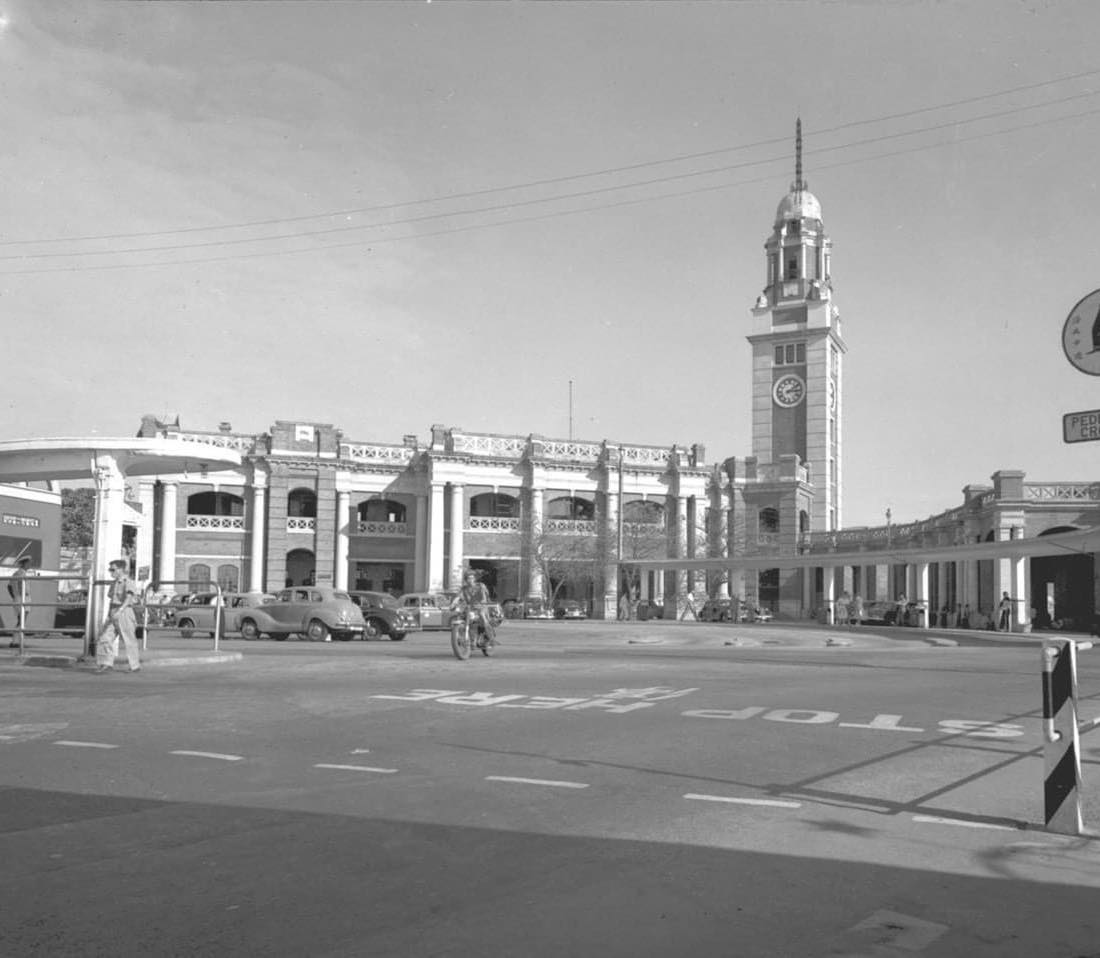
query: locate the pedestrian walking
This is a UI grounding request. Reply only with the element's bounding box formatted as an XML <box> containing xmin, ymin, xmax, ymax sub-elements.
<box><xmin>835</xmin><ymin>590</ymin><xmax>850</xmax><ymax>626</ymax></box>
<box><xmin>680</xmin><ymin>590</ymin><xmax>698</xmax><ymax>621</ymax></box>
<box><xmin>997</xmin><ymin>591</ymin><xmax>1013</xmax><ymax>632</ymax></box>
<box><xmin>851</xmin><ymin>593</ymin><xmax>865</xmax><ymax>625</ymax></box>
<box><xmin>95</xmin><ymin>559</ymin><xmax>142</xmax><ymax>674</ymax></box>
<box><xmin>895</xmin><ymin>592</ymin><xmax>908</xmax><ymax>626</ymax></box>
<box><xmin>6</xmin><ymin>555</ymin><xmax>32</xmax><ymax>648</ymax></box>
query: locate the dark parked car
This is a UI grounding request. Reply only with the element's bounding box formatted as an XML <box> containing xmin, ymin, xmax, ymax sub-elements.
<box><xmin>636</xmin><ymin>599</ymin><xmax>665</xmax><ymax>621</ymax></box>
<box><xmin>502</xmin><ymin>597</ymin><xmax>553</xmax><ymax>619</ymax></box>
<box><xmin>699</xmin><ymin>598</ymin><xmax>733</xmax><ymax>622</ymax></box>
<box><xmin>347</xmin><ymin>591</ymin><xmax>418</xmax><ymax>640</ymax></box>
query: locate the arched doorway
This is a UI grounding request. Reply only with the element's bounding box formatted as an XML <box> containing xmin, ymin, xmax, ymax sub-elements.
<box><xmin>1032</xmin><ymin>526</ymin><xmax>1094</xmax><ymax>631</ymax></box>
<box><xmin>286</xmin><ymin>548</ymin><xmax>315</xmax><ymax>587</ymax></box>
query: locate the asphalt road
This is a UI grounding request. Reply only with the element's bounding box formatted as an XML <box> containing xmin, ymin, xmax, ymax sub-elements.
<box><xmin>2</xmin><ymin>620</ymin><xmax>1099</xmax><ymax>957</ymax></box>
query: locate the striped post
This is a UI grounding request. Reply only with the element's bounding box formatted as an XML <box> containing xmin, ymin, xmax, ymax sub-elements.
<box><xmin>1041</xmin><ymin>639</ymin><xmax>1084</xmax><ymax>834</ymax></box>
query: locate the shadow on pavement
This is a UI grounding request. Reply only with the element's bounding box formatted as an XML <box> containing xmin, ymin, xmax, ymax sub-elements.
<box><xmin>2</xmin><ymin>785</ymin><xmax>1099</xmax><ymax>957</ymax></box>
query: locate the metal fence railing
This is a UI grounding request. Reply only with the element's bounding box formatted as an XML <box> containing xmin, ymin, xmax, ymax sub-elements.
<box><xmin>3</xmin><ymin>572</ymin><xmax>95</xmax><ymax>657</ymax></box>
<box><xmin>136</xmin><ymin>580</ymin><xmax>225</xmax><ymax>654</ymax></box>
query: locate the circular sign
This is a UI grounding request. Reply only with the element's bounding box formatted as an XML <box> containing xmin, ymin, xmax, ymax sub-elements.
<box><xmin>1062</xmin><ymin>288</ymin><xmax>1100</xmax><ymax>375</ymax></box>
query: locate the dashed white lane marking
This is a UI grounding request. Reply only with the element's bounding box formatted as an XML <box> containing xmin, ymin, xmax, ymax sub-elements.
<box><xmin>315</xmin><ymin>763</ymin><xmax>397</xmax><ymax>774</ymax></box>
<box><xmin>170</xmin><ymin>750</ymin><xmax>244</xmax><ymax>762</ymax></box>
<box><xmin>684</xmin><ymin>793</ymin><xmax>801</xmax><ymax>808</ymax></box>
<box><xmin>912</xmin><ymin>814</ymin><xmax>1015</xmax><ymax>831</ymax></box>
<box><xmin>486</xmin><ymin>776</ymin><xmax>590</xmax><ymax>790</ymax></box>
<box><xmin>350</xmin><ymin>748</ymin><xmax>371</xmax><ymax>754</ymax></box>
<box><xmin>54</xmin><ymin>741</ymin><xmax>119</xmax><ymax>750</ymax></box>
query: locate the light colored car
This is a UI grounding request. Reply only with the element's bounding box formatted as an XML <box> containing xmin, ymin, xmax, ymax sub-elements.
<box><xmin>233</xmin><ymin>586</ymin><xmax>367</xmax><ymax>642</ymax></box>
<box><xmin>171</xmin><ymin>592</ymin><xmax>278</xmax><ymax>637</ymax></box>
<box><xmin>553</xmin><ymin>599</ymin><xmax>586</xmax><ymax>619</ymax></box>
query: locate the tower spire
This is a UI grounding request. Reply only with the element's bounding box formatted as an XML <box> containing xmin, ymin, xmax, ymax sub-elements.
<box><xmin>794</xmin><ymin>117</ymin><xmax>804</xmax><ymax>191</ymax></box>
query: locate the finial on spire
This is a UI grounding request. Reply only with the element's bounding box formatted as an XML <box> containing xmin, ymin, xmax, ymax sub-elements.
<box><xmin>794</xmin><ymin>117</ymin><xmax>803</xmax><ymax>191</ymax></box>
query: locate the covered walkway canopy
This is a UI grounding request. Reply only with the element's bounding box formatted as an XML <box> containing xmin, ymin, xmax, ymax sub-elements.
<box><xmin>629</xmin><ymin>526</ymin><xmax>1100</xmax><ymax>629</ymax></box>
<box><xmin>0</xmin><ymin>437</ymin><xmax>241</xmax><ymax>586</ymax></box>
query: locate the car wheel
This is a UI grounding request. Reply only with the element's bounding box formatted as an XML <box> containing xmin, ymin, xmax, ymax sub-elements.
<box><xmin>177</xmin><ymin>617</ymin><xmax>195</xmax><ymax>638</ymax></box>
<box><xmin>306</xmin><ymin>619</ymin><xmax>331</xmax><ymax>642</ymax></box>
<box><xmin>364</xmin><ymin>618</ymin><xmax>382</xmax><ymax>640</ymax></box>
<box><xmin>240</xmin><ymin>619</ymin><xmax>260</xmax><ymax>641</ymax></box>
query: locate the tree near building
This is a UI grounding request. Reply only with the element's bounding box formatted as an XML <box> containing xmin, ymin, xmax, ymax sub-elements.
<box><xmin>61</xmin><ymin>488</ymin><xmax>96</xmax><ymax>552</ymax></box>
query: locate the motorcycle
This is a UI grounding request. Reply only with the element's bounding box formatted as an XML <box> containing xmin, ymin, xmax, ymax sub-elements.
<box><xmin>450</xmin><ymin>608</ymin><xmax>495</xmax><ymax>661</ymax></box>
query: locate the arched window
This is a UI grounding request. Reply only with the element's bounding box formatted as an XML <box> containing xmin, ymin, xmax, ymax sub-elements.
<box><xmin>217</xmin><ymin>564</ymin><xmax>239</xmax><ymax>593</ymax></box>
<box><xmin>469</xmin><ymin>493</ymin><xmax>519</xmax><ymax>518</ymax></box>
<box><xmin>799</xmin><ymin>510</ymin><xmax>810</xmax><ymax>534</ymax></box>
<box><xmin>187</xmin><ymin>491</ymin><xmax>244</xmax><ymax>516</ymax></box>
<box><xmin>288</xmin><ymin>488</ymin><xmax>317</xmax><ymax>518</ymax></box>
<box><xmin>546</xmin><ymin>496</ymin><xmax>594</xmax><ymax>520</ymax></box>
<box><xmin>622</xmin><ymin>500</ymin><xmax>664</xmax><ymax>525</ymax></box>
<box><xmin>188</xmin><ymin>563</ymin><xmax>211</xmax><ymax>592</ymax></box>
<box><xmin>760</xmin><ymin>508</ymin><xmax>780</xmax><ymax>534</ymax></box>
<box><xmin>358</xmin><ymin>498</ymin><xmax>407</xmax><ymax>523</ymax></box>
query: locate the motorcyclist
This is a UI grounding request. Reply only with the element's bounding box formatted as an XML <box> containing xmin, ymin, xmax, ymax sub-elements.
<box><xmin>452</xmin><ymin>571</ymin><xmax>497</xmax><ymax>646</ymax></box>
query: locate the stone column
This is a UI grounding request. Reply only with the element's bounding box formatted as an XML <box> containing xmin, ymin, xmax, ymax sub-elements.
<box><xmin>914</xmin><ymin>561</ymin><xmax>930</xmax><ymax>629</ymax></box>
<box><xmin>822</xmin><ymin>565</ymin><xmax>836</xmax><ymax>625</ymax></box>
<box><xmin>249</xmin><ymin>473</ymin><xmax>267</xmax><ymax>593</ymax></box>
<box><xmin>1011</xmin><ymin>552</ymin><xmax>1028</xmax><ymax>631</ymax></box>
<box><xmin>689</xmin><ymin>496</ymin><xmax>705</xmax><ymax>597</ymax></box>
<box><xmin>91</xmin><ymin>456</ymin><xmax>127</xmax><ymax>643</ymax></box>
<box><xmin>675</xmin><ymin>496</ymin><xmax>689</xmax><ymax>614</ymax></box>
<box><xmin>157</xmin><ymin>481</ymin><xmax>178</xmax><ymax>593</ymax></box>
<box><xmin>602</xmin><ymin>486</ymin><xmax>620</xmax><ymax>618</ymax></box>
<box><xmin>527</xmin><ymin>487</ymin><xmax>544</xmax><ymax>600</ymax></box>
<box><xmin>428</xmin><ymin>482</ymin><xmax>445</xmax><ymax>592</ymax></box>
<box><xmin>716</xmin><ymin>507</ymin><xmax>731</xmax><ymax>598</ymax></box>
<box><xmin>334</xmin><ymin>490</ymin><xmax>350</xmax><ymax>591</ymax></box>
<box><xmin>448</xmin><ymin>484</ymin><xmax>465</xmax><ymax>589</ymax></box>
<box><xmin>413</xmin><ymin>494</ymin><xmax>428</xmax><ymax>591</ymax></box>
<box><xmin>136</xmin><ymin>480</ymin><xmax>156</xmax><ymax>584</ymax></box>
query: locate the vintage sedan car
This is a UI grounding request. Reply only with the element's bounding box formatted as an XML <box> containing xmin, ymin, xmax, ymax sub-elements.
<box><xmin>233</xmin><ymin>587</ymin><xmax>367</xmax><ymax>642</ymax></box>
<box><xmin>502</xmin><ymin>597</ymin><xmax>553</xmax><ymax>619</ymax></box>
<box><xmin>698</xmin><ymin>598</ymin><xmax>733</xmax><ymax>622</ymax></box>
<box><xmin>346</xmin><ymin>591</ymin><xmax>418</xmax><ymax>640</ymax></box>
<box><xmin>399</xmin><ymin>591</ymin><xmax>504</xmax><ymax>630</ymax></box>
<box><xmin>553</xmin><ymin>599</ymin><xmax>586</xmax><ymax>619</ymax></box>
<box><xmin>172</xmin><ymin>592</ymin><xmax>278</xmax><ymax>638</ymax></box>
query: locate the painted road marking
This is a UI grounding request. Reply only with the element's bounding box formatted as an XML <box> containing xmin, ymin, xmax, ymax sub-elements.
<box><xmin>0</xmin><ymin>722</ymin><xmax>69</xmax><ymax>743</ymax></box>
<box><xmin>486</xmin><ymin>776</ymin><xmax>590</xmax><ymax>789</ymax></box>
<box><xmin>315</xmin><ymin>763</ymin><xmax>397</xmax><ymax>774</ymax></box>
<box><xmin>350</xmin><ymin>748</ymin><xmax>372</xmax><ymax>754</ymax></box>
<box><xmin>170</xmin><ymin>750</ymin><xmax>244</xmax><ymax>762</ymax></box>
<box><xmin>684</xmin><ymin>793</ymin><xmax>801</xmax><ymax>809</ymax></box>
<box><xmin>54</xmin><ymin>740</ymin><xmax>119</xmax><ymax>749</ymax></box>
<box><xmin>912</xmin><ymin>814</ymin><xmax>1015</xmax><ymax>831</ymax></box>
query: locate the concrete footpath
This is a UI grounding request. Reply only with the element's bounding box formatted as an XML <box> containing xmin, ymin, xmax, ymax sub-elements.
<box><xmin>2</xmin><ymin>635</ymin><xmax>242</xmax><ymax>669</ymax></box>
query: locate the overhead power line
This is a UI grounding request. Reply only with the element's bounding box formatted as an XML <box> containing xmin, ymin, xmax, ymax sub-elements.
<box><xmin>5</xmin><ymin>101</ymin><xmax>1098</xmax><ymax>277</ymax></box>
<box><xmin>3</xmin><ymin>85</ymin><xmax>1097</xmax><ymax>265</ymax></box>
<box><xmin>1</xmin><ymin>66</ymin><xmax>1098</xmax><ymax>251</ymax></box>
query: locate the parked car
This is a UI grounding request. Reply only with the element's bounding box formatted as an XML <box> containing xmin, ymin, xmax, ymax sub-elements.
<box><xmin>699</xmin><ymin>598</ymin><xmax>733</xmax><ymax>622</ymax></box>
<box><xmin>739</xmin><ymin>604</ymin><xmax>773</xmax><ymax>623</ymax></box>
<box><xmin>553</xmin><ymin>599</ymin><xmax>586</xmax><ymax>619</ymax></box>
<box><xmin>502</xmin><ymin>597</ymin><xmax>553</xmax><ymax>619</ymax></box>
<box><xmin>232</xmin><ymin>587</ymin><xmax>367</xmax><ymax>642</ymax></box>
<box><xmin>346</xmin><ymin>590</ymin><xmax>418</xmax><ymax>640</ymax></box>
<box><xmin>400</xmin><ymin>591</ymin><xmax>504</xmax><ymax>630</ymax></box>
<box><xmin>172</xmin><ymin>592</ymin><xmax>278</xmax><ymax>638</ymax></box>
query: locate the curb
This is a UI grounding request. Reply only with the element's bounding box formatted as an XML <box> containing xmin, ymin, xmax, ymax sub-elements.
<box><xmin>14</xmin><ymin>651</ymin><xmax>244</xmax><ymax>669</ymax></box>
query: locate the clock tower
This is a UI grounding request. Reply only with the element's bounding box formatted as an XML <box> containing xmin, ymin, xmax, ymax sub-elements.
<box><xmin>748</xmin><ymin>119</ymin><xmax>846</xmax><ymax>533</ymax></box>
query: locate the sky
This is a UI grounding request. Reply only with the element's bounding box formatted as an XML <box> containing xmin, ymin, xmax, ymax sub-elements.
<box><xmin>3</xmin><ymin>0</ymin><xmax>1100</xmax><ymax>527</ymax></box>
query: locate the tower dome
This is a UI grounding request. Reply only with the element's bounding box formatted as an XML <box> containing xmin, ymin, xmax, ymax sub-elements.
<box><xmin>775</xmin><ymin>187</ymin><xmax>821</xmax><ymax>225</ymax></box>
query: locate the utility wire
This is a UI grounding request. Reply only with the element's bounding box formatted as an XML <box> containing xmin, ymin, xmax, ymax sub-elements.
<box><xmin>4</xmin><ymin>102</ymin><xmax>1097</xmax><ymax>277</ymax></box>
<box><xmin>1</xmin><ymin>66</ymin><xmax>1098</xmax><ymax>250</ymax></box>
<box><xmin>4</xmin><ymin>86</ymin><xmax>1097</xmax><ymax>264</ymax></box>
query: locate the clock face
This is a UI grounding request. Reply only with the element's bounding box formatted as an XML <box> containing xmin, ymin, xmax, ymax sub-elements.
<box><xmin>773</xmin><ymin>374</ymin><xmax>805</xmax><ymax>408</ymax></box>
